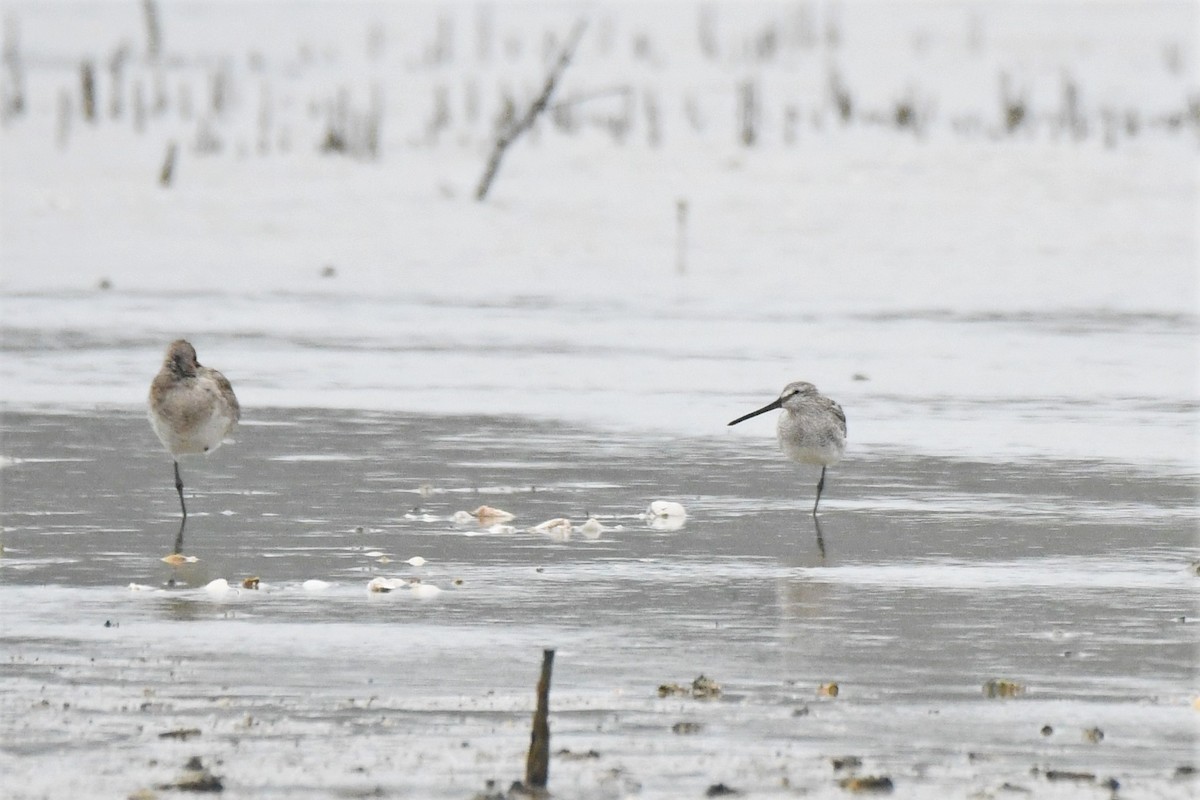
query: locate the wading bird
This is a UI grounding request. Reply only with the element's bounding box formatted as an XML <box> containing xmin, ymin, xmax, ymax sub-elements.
<box><xmin>148</xmin><ymin>340</ymin><xmax>240</xmax><ymax>554</ymax></box>
<box><xmin>728</xmin><ymin>381</ymin><xmax>846</xmax><ymax>516</ymax></box>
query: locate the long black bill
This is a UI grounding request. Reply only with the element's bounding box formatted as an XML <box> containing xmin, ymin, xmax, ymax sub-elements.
<box><xmin>727</xmin><ymin>397</ymin><xmax>783</xmax><ymax>426</ymax></box>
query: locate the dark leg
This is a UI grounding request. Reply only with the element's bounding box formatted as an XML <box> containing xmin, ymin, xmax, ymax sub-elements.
<box><xmin>813</xmin><ymin>514</ymin><xmax>826</xmax><ymax>560</ymax></box>
<box><xmin>812</xmin><ymin>466</ymin><xmax>827</xmax><ymax>516</ymax></box>
<box><xmin>172</xmin><ymin>515</ymin><xmax>187</xmax><ymax>555</ymax></box>
<box><xmin>172</xmin><ymin>460</ymin><xmax>187</xmax><ymax>554</ymax></box>
<box><xmin>174</xmin><ymin>460</ymin><xmax>188</xmax><ymax>519</ymax></box>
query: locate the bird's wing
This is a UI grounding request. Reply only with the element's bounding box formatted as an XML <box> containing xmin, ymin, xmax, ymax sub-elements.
<box><xmin>828</xmin><ymin>399</ymin><xmax>847</xmax><ymax>436</ymax></box>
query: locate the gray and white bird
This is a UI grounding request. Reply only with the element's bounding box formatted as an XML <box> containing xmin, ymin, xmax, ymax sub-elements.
<box><xmin>148</xmin><ymin>339</ymin><xmax>240</xmax><ymax>554</ymax></box>
<box><xmin>728</xmin><ymin>381</ymin><xmax>846</xmax><ymax>516</ymax></box>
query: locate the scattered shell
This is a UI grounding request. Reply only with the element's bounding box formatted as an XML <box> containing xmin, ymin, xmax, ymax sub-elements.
<box><xmin>531</xmin><ymin>518</ymin><xmax>572</xmax><ymax>537</ymax></box>
<box><xmin>453</xmin><ymin>578</ymin><xmax>464</xmax><ymax>586</ymax></box>
<box><xmin>411</xmin><ymin>584</ymin><xmax>442</xmax><ymax>599</ymax></box>
<box><xmin>838</xmin><ymin>775</ymin><xmax>893</xmax><ymax>793</ymax></box>
<box><xmin>647</xmin><ymin>500</ymin><xmax>687</xmax><ymax>518</ymax></box>
<box><xmin>376</xmin><ymin>556</ymin><xmax>392</xmax><ymax>564</ymax></box>
<box><xmin>301</xmin><ymin>579</ymin><xmax>331</xmax><ymax>591</ymax></box>
<box><xmin>831</xmin><ymin>756</ymin><xmax>862</xmax><ymax>771</ymax></box>
<box><xmin>983</xmin><ymin>678</ymin><xmax>1024</xmax><ymax>698</ymax></box>
<box><xmin>241</xmin><ymin>576</ymin><xmax>260</xmax><ymax>590</ymax></box>
<box><xmin>417</xmin><ymin>483</ymin><xmax>435</xmax><ymax>497</ymax></box>
<box><xmin>472</xmin><ymin>505</ymin><xmax>515</xmax><ymax>522</ymax></box>
<box><xmin>672</xmin><ymin>721</ymin><xmax>703</xmax><ymax>734</ymax></box>
<box><xmin>579</xmin><ymin>517</ymin><xmax>605</xmax><ymax>537</ymax></box>
<box><xmin>405</xmin><ymin>556</ymin><xmax>428</xmax><ymax>567</ymax></box>
<box><xmin>204</xmin><ymin>579</ymin><xmax>234</xmax><ymax>595</ymax></box>
<box><xmin>160</xmin><ymin>553</ymin><xmax>199</xmax><ymax>566</ymax></box>
<box><xmin>364</xmin><ymin>550</ymin><xmax>385</xmax><ymax>558</ymax></box>
<box><xmin>819</xmin><ymin>682</ymin><xmax>840</xmax><ymax>698</ymax></box>
<box><xmin>1082</xmin><ymin>726</ymin><xmax>1104</xmax><ymax>744</ymax></box>
<box><xmin>646</xmin><ymin>501</ymin><xmax>687</xmax><ymax>531</ymax></box>
<box><xmin>658</xmin><ymin>682</ymin><xmax>689</xmax><ymax>698</ymax></box>
<box><xmin>368</xmin><ymin>577</ymin><xmax>405</xmax><ymax>593</ymax></box>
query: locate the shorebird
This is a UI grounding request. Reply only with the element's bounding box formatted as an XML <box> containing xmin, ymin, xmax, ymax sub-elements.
<box><xmin>728</xmin><ymin>381</ymin><xmax>846</xmax><ymax>516</ymax></box>
<box><xmin>148</xmin><ymin>340</ymin><xmax>240</xmax><ymax>554</ymax></box>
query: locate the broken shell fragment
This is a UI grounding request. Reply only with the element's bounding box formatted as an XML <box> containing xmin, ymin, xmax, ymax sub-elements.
<box><xmin>472</xmin><ymin>505</ymin><xmax>515</xmax><ymax>522</ymax></box>
<box><xmin>646</xmin><ymin>500</ymin><xmax>687</xmax><ymax>530</ymax></box>
<box><xmin>579</xmin><ymin>517</ymin><xmax>605</xmax><ymax>537</ymax></box>
<box><xmin>531</xmin><ymin>518</ymin><xmax>572</xmax><ymax>537</ymax></box>
<box><xmin>983</xmin><ymin>678</ymin><xmax>1024</xmax><ymax>698</ymax></box>
<box><xmin>405</xmin><ymin>556</ymin><xmax>428</xmax><ymax>567</ymax></box>
<box><xmin>647</xmin><ymin>500</ymin><xmax>686</xmax><ymax>518</ymax></box>
<box><xmin>160</xmin><ymin>553</ymin><xmax>199</xmax><ymax>566</ymax></box>
<box><xmin>368</xmin><ymin>577</ymin><xmax>405</xmax><ymax>593</ymax></box>
<box><xmin>838</xmin><ymin>775</ymin><xmax>894</xmax><ymax>793</ymax></box>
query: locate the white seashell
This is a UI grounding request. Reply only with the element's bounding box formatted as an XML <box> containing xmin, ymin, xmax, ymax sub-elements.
<box><xmin>531</xmin><ymin>518</ymin><xmax>572</xmax><ymax>540</ymax></box>
<box><xmin>649</xmin><ymin>515</ymin><xmax>686</xmax><ymax>532</ymax></box>
<box><xmin>367</xmin><ymin>577</ymin><xmax>406</xmax><ymax>593</ymax></box>
<box><xmin>472</xmin><ymin>505</ymin><xmax>515</xmax><ymax>522</ymax></box>
<box><xmin>405</xmin><ymin>556</ymin><xmax>427</xmax><ymax>567</ymax></box>
<box><xmin>364</xmin><ymin>550</ymin><xmax>385</xmax><ymax>558</ymax></box>
<box><xmin>204</xmin><ymin>579</ymin><xmax>234</xmax><ymax>595</ymax></box>
<box><xmin>302</xmin><ymin>579</ymin><xmax>331</xmax><ymax>591</ymax></box>
<box><xmin>647</xmin><ymin>500</ymin><xmax>687</xmax><ymax>518</ymax></box>
<box><xmin>410</xmin><ymin>584</ymin><xmax>442</xmax><ymax>599</ymax></box>
<box><xmin>579</xmin><ymin>517</ymin><xmax>605</xmax><ymax>537</ymax></box>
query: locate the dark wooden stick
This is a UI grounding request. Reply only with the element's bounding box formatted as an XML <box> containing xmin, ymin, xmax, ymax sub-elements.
<box><xmin>474</xmin><ymin>21</ymin><xmax>586</xmax><ymax>201</ymax></box>
<box><xmin>524</xmin><ymin>648</ymin><xmax>555</xmax><ymax>790</ymax></box>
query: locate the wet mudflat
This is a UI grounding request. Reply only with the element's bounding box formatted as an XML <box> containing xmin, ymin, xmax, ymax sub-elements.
<box><xmin>1</xmin><ymin>408</ymin><xmax>1196</xmax><ymax>799</ymax></box>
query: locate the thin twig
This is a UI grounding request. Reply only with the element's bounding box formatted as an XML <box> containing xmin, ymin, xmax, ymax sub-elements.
<box><xmin>475</xmin><ymin>20</ymin><xmax>587</xmax><ymax>201</ymax></box>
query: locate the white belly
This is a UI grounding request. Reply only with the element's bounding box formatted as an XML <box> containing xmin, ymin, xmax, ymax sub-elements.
<box><xmin>150</xmin><ymin>400</ymin><xmax>236</xmax><ymax>457</ymax></box>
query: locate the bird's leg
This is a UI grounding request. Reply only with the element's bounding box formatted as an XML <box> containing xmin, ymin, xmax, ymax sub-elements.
<box><xmin>812</xmin><ymin>514</ymin><xmax>827</xmax><ymax>560</ymax></box>
<box><xmin>172</xmin><ymin>461</ymin><xmax>187</xmax><ymax>555</ymax></box>
<box><xmin>812</xmin><ymin>466</ymin><xmax>827</xmax><ymax>517</ymax></box>
<box><xmin>174</xmin><ymin>460</ymin><xmax>187</xmax><ymax>520</ymax></box>
<box><xmin>173</xmin><ymin>515</ymin><xmax>186</xmax><ymax>555</ymax></box>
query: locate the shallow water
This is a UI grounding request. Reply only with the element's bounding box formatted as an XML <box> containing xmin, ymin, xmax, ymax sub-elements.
<box><xmin>2</xmin><ymin>408</ymin><xmax>1196</xmax><ymax>799</ymax></box>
